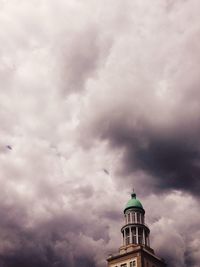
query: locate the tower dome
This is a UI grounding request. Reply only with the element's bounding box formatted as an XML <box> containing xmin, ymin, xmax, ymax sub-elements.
<box><xmin>124</xmin><ymin>192</ymin><xmax>143</xmax><ymax>213</ymax></box>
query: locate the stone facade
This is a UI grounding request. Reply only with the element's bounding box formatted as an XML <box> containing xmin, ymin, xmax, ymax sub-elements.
<box><xmin>107</xmin><ymin>245</ymin><xmax>166</xmax><ymax>267</ymax></box>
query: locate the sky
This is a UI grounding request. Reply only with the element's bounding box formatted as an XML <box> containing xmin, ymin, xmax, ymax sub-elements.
<box><xmin>0</xmin><ymin>0</ymin><xmax>200</xmax><ymax>266</ymax></box>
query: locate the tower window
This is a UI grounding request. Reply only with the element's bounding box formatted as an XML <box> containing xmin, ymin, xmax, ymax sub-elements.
<box><xmin>138</xmin><ymin>228</ymin><xmax>143</xmax><ymax>244</ymax></box>
<box><xmin>141</xmin><ymin>214</ymin><xmax>144</xmax><ymax>224</ymax></box>
<box><xmin>128</xmin><ymin>213</ymin><xmax>131</xmax><ymax>223</ymax></box>
<box><xmin>136</xmin><ymin>213</ymin><xmax>140</xmax><ymax>223</ymax></box>
<box><xmin>132</xmin><ymin>212</ymin><xmax>135</xmax><ymax>222</ymax></box>
<box><xmin>120</xmin><ymin>264</ymin><xmax>127</xmax><ymax>267</ymax></box>
<box><xmin>132</xmin><ymin>227</ymin><xmax>137</xmax><ymax>243</ymax></box>
<box><xmin>125</xmin><ymin>228</ymin><xmax>130</xmax><ymax>245</ymax></box>
<box><xmin>130</xmin><ymin>261</ymin><xmax>136</xmax><ymax>267</ymax></box>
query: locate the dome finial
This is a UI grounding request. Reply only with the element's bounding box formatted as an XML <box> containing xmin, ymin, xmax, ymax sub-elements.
<box><xmin>131</xmin><ymin>188</ymin><xmax>136</xmax><ymax>199</ymax></box>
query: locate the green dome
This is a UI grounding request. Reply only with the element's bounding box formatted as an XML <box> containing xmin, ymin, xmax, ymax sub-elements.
<box><xmin>124</xmin><ymin>192</ymin><xmax>143</xmax><ymax>212</ymax></box>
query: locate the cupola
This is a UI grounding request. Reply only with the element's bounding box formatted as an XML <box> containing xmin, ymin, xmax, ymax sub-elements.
<box><xmin>121</xmin><ymin>190</ymin><xmax>150</xmax><ymax>248</ymax></box>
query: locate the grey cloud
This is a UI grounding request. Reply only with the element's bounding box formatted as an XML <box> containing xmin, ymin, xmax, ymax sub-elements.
<box><xmin>77</xmin><ymin>0</ymin><xmax>200</xmax><ymax>196</ymax></box>
<box><xmin>105</xmin><ymin>124</ymin><xmax>200</xmax><ymax>194</ymax></box>
<box><xmin>0</xmin><ymin>1</ymin><xmax>200</xmax><ymax>267</ymax></box>
<box><xmin>79</xmin><ymin>93</ymin><xmax>200</xmax><ymax>195</ymax></box>
<box><xmin>0</xmin><ymin>201</ymin><xmax>109</xmax><ymax>267</ymax></box>
<box><xmin>144</xmin><ymin>192</ymin><xmax>200</xmax><ymax>267</ymax></box>
<box><xmin>57</xmin><ymin>26</ymin><xmax>111</xmax><ymax>95</ymax></box>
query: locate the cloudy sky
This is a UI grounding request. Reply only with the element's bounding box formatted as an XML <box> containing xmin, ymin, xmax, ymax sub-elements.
<box><xmin>0</xmin><ymin>0</ymin><xmax>200</xmax><ymax>266</ymax></box>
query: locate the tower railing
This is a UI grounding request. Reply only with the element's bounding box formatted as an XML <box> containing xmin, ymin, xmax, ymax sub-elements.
<box><xmin>121</xmin><ymin>222</ymin><xmax>149</xmax><ymax>229</ymax></box>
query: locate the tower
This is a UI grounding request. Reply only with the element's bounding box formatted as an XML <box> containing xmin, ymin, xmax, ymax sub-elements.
<box><xmin>107</xmin><ymin>191</ymin><xmax>166</xmax><ymax>267</ymax></box>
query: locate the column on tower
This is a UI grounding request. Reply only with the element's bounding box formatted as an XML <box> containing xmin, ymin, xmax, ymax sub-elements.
<box><xmin>136</xmin><ymin>226</ymin><xmax>139</xmax><ymax>244</ymax></box>
<box><xmin>129</xmin><ymin>226</ymin><xmax>133</xmax><ymax>243</ymax></box>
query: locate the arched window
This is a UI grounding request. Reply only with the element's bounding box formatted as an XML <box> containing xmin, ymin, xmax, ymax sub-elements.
<box><xmin>128</xmin><ymin>213</ymin><xmax>131</xmax><ymax>223</ymax></box>
<box><xmin>125</xmin><ymin>228</ymin><xmax>130</xmax><ymax>245</ymax></box>
<box><xmin>138</xmin><ymin>228</ymin><xmax>143</xmax><ymax>244</ymax></box>
<box><xmin>141</xmin><ymin>214</ymin><xmax>144</xmax><ymax>224</ymax></box>
<box><xmin>132</xmin><ymin>227</ymin><xmax>137</xmax><ymax>243</ymax></box>
<box><xmin>136</xmin><ymin>213</ymin><xmax>140</xmax><ymax>223</ymax></box>
<box><xmin>132</xmin><ymin>212</ymin><xmax>135</xmax><ymax>222</ymax></box>
<box><xmin>130</xmin><ymin>260</ymin><xmax>136</xmax><ymax>267</ymax></box>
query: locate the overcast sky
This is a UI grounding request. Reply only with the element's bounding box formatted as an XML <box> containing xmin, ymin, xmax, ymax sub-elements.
<box><xmin>0</xmin><ymin>0</ymin><xmax>200</xmax><ymax>267</ymax></box>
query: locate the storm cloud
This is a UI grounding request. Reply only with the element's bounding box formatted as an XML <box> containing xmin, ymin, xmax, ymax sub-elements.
<box><xmin>0</xmin><ymin>0</ymin><xmax>200</xmax><ymax>267</ymax></box>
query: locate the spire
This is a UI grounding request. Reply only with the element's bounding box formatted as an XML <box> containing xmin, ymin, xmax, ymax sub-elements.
<box><xmin>131</xmin><ymin>188</ymin><xmax>136</xmax><ymax>199</ymax></box>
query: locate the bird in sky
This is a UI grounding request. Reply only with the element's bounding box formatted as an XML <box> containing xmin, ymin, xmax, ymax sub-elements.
<box><xmin>103</xmin><ymin>168</ymin><xmax>109</xmax><ymax>175</ymax></box>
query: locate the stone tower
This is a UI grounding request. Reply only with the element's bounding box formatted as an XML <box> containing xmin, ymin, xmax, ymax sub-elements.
<box><xmin>107</xmin><ymin>191</ymin><xmax>166</xmax><ymax>267</ymax></box>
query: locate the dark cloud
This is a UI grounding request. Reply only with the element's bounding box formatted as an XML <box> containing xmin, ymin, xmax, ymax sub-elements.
<box><xmin>96</xmin><ymin>122</ymin><xmax>200</xmax><ymax>195</ymax></box>
<box><xmin>143</xmin><ymin>192</ymin><xmax>200</xmax><ymax>267</ymax></box>
<box><xmin>0</xmin><ymin>226</ymin><xmax>90</xmax><ymax>267</ymax></box>
<box><xmin>0</xmin><ymin>202</ymin><xmax>109</xmax><ymax>267</ymax></box>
